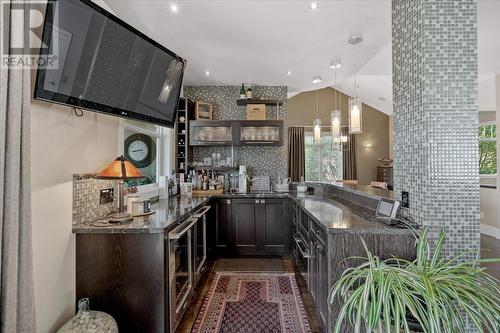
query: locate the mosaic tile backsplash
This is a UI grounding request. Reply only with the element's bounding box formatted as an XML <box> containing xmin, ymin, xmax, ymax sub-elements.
<box><xmin>184</xmin><ymin>86</ymin><xmax>288</xmax><ymax>183</ymax></box>
<box><xmin>392</xmin><ymin>0</ymin><xmax>479</xmax><ymax>259</ymax></box>
<box><xmin>73</xmin><ymin>174</ymin><xmax>118</xmax><ymax>225</ymax></box>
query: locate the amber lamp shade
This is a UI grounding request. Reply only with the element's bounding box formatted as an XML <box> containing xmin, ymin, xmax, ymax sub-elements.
<box><xmin>95</xmin><ymin>155</ymin><xmax>144</xmax><ymax>180</ymax></box>
<box><xmin>95</xmin><ymin>156</ymin><xmax>144</xmax><ymax>223</ymax></box>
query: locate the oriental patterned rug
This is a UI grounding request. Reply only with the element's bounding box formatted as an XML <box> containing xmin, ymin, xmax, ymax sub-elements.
<box><xmin>191</xmin><ymin>273</ymin><xmax>312</xmax><ymax>333</ymax></box>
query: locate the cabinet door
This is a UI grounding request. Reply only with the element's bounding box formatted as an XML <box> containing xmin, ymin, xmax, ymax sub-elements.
<box><xmin>308</xmin><ymin>239</ymin><xmax>318</xmax><ymax>301</ymax></box>
<box><xmin>232</xmin><ymin>199</ymin><xmax>257</xmax><ymax>253</ymax></box>
<box><xmin>237</xmin><ymin>121</ymin><xmax>283</xmax><ymax>146</ymax></box>
<box><xmin>262</xmin><ymin>199</ymin><xmax>288</xmax><ymax>254</ymax></box>
<box><xmin>189</xmin><ymin>121</ymin><xmax>233</xmax><ymax>146</ymax></box>
<box><xmin>317</xmin><ymin>242</ymin><xmax>328</xmax><ymax>327</ymax></box>
<box><xmin>206</xmin><ymin>203</ymin><xmax>217</xmax><ymax>257</ymax></box>
<box><xmin>216</xmin><ymin>200</ymin><xmax>232</xmax><ymax>251</ymax></box>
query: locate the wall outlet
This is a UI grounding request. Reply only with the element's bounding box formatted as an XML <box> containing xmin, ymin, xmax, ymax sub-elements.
<box><xmin>100</xmin><ymin>188</ymin><xmax>114</xmax><ymax>205</ymax></box>
<box><xmin>401</xmin><ymin>191</ymin><xmax>409</xmax><ymax>208</ymax></box>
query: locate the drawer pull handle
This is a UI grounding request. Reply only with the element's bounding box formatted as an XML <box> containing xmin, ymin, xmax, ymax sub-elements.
<box><xmin>294</xmin><ymin>237</ymin><xmax>311</xmax><ymax>258</ymax></box>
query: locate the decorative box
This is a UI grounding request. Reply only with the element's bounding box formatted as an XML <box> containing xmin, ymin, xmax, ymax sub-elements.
<box><xmin>246</xmin><ymin>104</ymin><xmax>266</xmax><ymax>120</ymax></box>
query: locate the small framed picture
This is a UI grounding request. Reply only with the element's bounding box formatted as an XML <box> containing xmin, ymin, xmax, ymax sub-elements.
<box><xmin>195</xmin><ymin>102</ymin><xmax>212</xmax><ymax>120</ymax></box>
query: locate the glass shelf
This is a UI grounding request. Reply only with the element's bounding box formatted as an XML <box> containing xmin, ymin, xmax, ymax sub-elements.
<box><xmin>240</xmin><ymin>126</ymin><xmax>280</xmax><ymax>143</ymax></box>
<box><xmin>190</xmin><ymin>121</ymin><xmax>232</xmax><ymax>146</ymax></box>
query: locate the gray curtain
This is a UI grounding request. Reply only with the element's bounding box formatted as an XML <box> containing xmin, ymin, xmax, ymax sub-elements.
<box><xmin>342</xmin><ymin>128</ymin><xmax>357</xmax><ymax>180</ymax></box>
<box><xmin>0</xmin><ymin>1</ymin><xmax>36</xmax><ymax>331</ymax></box>
<box><xmin>287</xmin><ymin>127</ymin><xmax>305</xmax><ymax>182</ymax></box>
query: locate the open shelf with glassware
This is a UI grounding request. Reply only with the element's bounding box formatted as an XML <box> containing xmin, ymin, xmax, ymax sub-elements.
<box><xmin>189</xmin><ymin>120</ymin><xmax>283</xmax><ymax>146</ymax></box>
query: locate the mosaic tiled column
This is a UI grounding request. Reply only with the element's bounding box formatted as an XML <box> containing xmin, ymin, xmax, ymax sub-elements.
<box><xmin>392</xmin><ymin>0</ymin><xmax>479</xmax><ymax>259</ymax></box>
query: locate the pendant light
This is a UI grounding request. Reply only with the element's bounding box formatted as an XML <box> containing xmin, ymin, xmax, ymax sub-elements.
<box><xmin>331</xmin><ymin>94</ymin><xmax>341</xmax><ymax>144</ymax></box>
<box><xmin>348</xmin><ymin>35</ymin><xmax>363</xmax><ymax>134</ymax></box>
<box><xmin>330</xmin><ymin>63</ymin><xmax>341</xmax><ymax>142</ymax></box>
<box><xmin>313</xmin><ymin>77</ymin><xmax>322</xmax><ymax>143</ymax></box>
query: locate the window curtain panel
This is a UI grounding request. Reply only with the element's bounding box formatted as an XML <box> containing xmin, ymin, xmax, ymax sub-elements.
<box><xmin>342</xmin><ymin>128</ymin><xmax>357</xmax><ymax>180</ymax></box>
<box><xmin>0</xmin><ymin>1</ymin><xmax>36</xmax><ymax>331</ymax></box>
<box><xmin>287</xmin><ymin>127</ymin><xmax>305</xmax><ymax>182</ymax></box>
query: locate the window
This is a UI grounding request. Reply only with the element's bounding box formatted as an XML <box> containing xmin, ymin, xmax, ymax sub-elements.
<box><xmin>305</xmin><ymin>132</ymin><xmax>343</xmax><ymax>182</ymax></box>
<box><xmin>479</xmin><ymin>122</ymin><xmax>496</xmax><ymax>175</ymax></box>
<box><xmin>120</xmin><ymin>119</ymin><xmax>174</xmax><ymax>194</ymax></box>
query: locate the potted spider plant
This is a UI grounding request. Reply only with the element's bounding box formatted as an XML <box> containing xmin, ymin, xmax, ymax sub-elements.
<box><xmin>328</xmin><ymin>227</ymin><xmax>500</xmax><ymax>333</ymax></box>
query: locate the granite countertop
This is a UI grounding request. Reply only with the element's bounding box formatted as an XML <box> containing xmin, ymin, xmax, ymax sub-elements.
<box><xmin>290</xmin><ymin>194</ymin><xmax>409</xmax><ymax>234</ymax></box>
<box><xmin>73</xmin><ymin>191</ymin><xmax>409</xmax><ymax>235</ymax></box>
<box><xmin>72</xmin><ymin>196</ymin><xmax>211</xmax><ymax>234</ymax></box>
<box><xmin>306</xmin><ymin>181</ymin><xmax>394</xmax><ymax>200</ymax></box>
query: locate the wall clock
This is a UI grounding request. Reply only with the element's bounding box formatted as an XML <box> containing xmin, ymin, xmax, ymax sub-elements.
<box><xmin>124</xmin><ymin>133</ymin><xmax>156</xmax><ymax>169</ymax></box>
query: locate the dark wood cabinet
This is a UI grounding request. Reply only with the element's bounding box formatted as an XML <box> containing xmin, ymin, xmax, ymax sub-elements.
<box><xmin>212</xmin><ymin>198</ymin><xmax>289</xmax><ymax>256</ymax></box>
<box><xmin>232</xmin><ymin>199</ymin><xmax>258</xmax><ymax>253</ymax></box>
<box><xmin>261</xmin><ymin>198</ymin><xmax>288</xmax><ymax>253</ymax></box>
<box><xmin>215</xmin><ymin>199</ymin><xmax>232</xmax><ymax>252</ymax></box>
<box><xmin>206</xmin><ymin>202</ymin><xmax>217</xmax><ymax>257</ymax></box>
<box><xmin>309</xmin><ymin>237</ymin><xmax>318</xmax><ymax>302</ymax></box>
<box><xmin>76</xmin><ymin>233</ymin><xmax>168</xmax><ymax>333</ymax></box>
<box><xmin>315</xmin><ymin>237</ymin><xmax>328</xmax><ymax>327</ymax></box>
<box><xmin>303</xmin><ymin>218</ymin><xmax>329</xmax><ymax>330</ymax></box>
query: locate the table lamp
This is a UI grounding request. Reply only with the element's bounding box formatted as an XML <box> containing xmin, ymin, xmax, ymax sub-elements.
<box><xmin>95</xmin><ymin>155</ymin><xmax>144</xmax><ymax>223</ymax></box>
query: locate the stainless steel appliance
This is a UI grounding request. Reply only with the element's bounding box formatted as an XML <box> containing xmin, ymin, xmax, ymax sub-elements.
<box><xmin>192</xmin><ymin>206</ymin><xmax>211</xmax><ymax>285</ymax></box>
<box><xmin>238</xmin><ymin>166</ymin><xmax>248</xmax><ymax>193</ymax></box>
<box><xmin>168</xmin><ymin>216</ymin><xmax>196</xmax><ymax>332</ymax></box>
<box><xmin>167</xmin><ymin>205</ymin><xmax>211</xmax><ymax>332</ymax></box>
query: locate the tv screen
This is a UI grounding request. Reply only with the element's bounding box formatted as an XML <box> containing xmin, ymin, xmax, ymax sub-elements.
<box><xmin>34</xmin><ymin>0</ymin><xmax>185</xmax><ymax>128</ymax></box>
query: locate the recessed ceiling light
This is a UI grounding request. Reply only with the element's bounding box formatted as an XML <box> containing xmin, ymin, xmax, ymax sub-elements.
<box><xmin>312</xmin><ymin>76</ymin><xmax>322</xmax><ymax>84</ymax></box>
<box><xmin>348</xmin><ymin>34</ymin><xmax>363</xmax><ymax>45</ymax></box>
<box><xmin>170</xmin><ymin>3</ymin><xmax>178</xmax><ymax>13</ymax></box>
<box><xmin>378</xmin><ymin>97</ymin><xmax>387</xmax><ymax>102</ymax></box>
<box><xmin>205</xmin><ymin>70</ymin><xmax>210</xmax><ymax>76</ymax></box>
<box><xmin>287</xmin><ymin>70</ymin><xmax>292</xmax><ymax>76</ymax></box>
<box><xmin>309</xmin><ymin>1</ymin><xmax>318</xmax><ymax>10</ymax></box>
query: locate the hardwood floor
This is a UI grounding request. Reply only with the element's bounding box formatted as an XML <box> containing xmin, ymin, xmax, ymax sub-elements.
<box><xmin>177</xmin><ymin>257</ymin><xmax>324</xmax><ymax>333</ymax></box>
<box><xmin>284</xmin><ymin>257</ymin><xmax>325</xmax><ymax>333</ymax></box>
<box><xmin>177</xmin><ymin>237</ymin><xmax>499</xmax><ymax>333</ymax></box>
<box><xmin>176</xmin><ymin>262</ymin><xmax>216</xmax><ymax>333</ymax></box>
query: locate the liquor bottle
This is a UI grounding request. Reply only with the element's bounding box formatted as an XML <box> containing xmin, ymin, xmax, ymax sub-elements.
<box><xmin>246</xmin><ymin>86</ymin><xmax>252</xmax><ymax>99</ymax></box>
<box><xmin>223</xmin><ymin>174</ymin><xmax>230</xmax><ymax>194</ymax></box>
<box><xmin>239</xmin><ymin>84</ymin><xmax>246</xmax><ymax>99</ymax></box>
<box><xmin>202</xmin><ymin>176</ymin><xmax>208</xmax><ymax>191</ymax></box>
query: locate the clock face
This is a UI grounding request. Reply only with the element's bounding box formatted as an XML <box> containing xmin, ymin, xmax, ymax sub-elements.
<box><xmin>128</xmin><ymin>140</ymin><xmax>149</xmax><ymax>162</ymax></box>
<box><xmin>124</xmin><ymin>133</ymin><xmax>156</xmax><ymax>169</ymax></box>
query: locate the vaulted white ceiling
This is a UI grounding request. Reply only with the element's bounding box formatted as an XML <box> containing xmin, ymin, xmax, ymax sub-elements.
<box><xmin>104</xmin><ymin>0</ymin><xmax>500</xmax><ymax>114</ymax></box>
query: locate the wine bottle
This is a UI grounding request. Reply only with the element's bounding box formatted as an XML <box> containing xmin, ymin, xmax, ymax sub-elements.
<box><xmin>246</xmin><ymin>87</ymin><xmax>252</xmax><ymax>99</ymax></box>
<box><xmin>239</xmin><ymin>84</ymin><xmax>246</xmax><ymax>99</ymax></box>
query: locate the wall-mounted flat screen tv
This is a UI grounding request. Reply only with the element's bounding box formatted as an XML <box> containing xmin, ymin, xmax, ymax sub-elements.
<box><xmin>34</xmin><ymin>0</ymin><xmax>185</xmax><ymax>128</ymax></box>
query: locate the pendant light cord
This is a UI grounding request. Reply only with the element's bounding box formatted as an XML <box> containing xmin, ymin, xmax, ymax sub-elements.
<box><xmin>337</xmin><ymin>89</ymin><xmax>340</xmax><ymax>110</ymax></box>
<box><xmin>353</xmin><ymin>44</ymin><xmax>358</xmax><ymax>94</ymax></box>
<box><xmin>333</xmin><ymin>67</ymin><xmax>336</xmax><ymax>110</ymax></box>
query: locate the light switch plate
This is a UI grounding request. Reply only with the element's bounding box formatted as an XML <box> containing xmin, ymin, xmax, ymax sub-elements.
<box><xmin>401</xmin><ymin>191</ymin><xmax>409</xmax><ymax>208</ymax></box>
